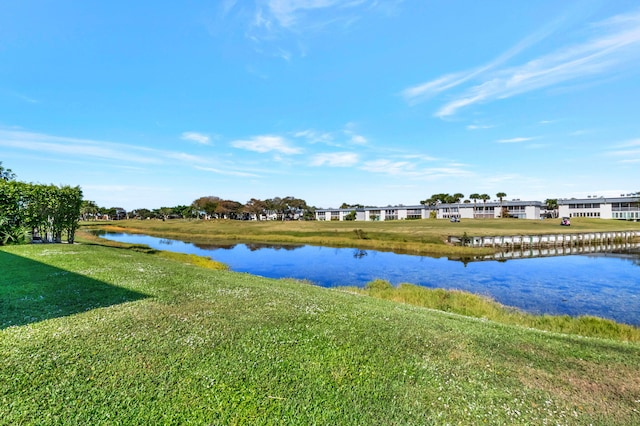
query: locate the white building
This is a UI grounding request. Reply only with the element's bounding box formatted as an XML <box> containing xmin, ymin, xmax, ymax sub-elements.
<box><xmin>315</xmin><ymin>196</ymin><xmax>640</xmax><ymax>222</ymax></box>
<box><xmin>558</xmin><ymin>196</ymin><xmax>640</xmax><ymax>220</ymax></box>
<box><xmin>315</xmin><ymin>200</ymin><xmax>543</xmax><ymax>221</ymax></box>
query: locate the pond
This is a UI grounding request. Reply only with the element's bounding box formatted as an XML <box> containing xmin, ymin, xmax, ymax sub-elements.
<box><xmin>98</xmin><ymin>232</ymin><xmax>640</xmax><ymax>326</ymax></box>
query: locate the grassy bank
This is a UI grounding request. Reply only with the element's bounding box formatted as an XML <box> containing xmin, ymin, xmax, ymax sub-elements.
<box><xmin>347</xmin><ymin>280</ymin><xmax>640</xmax><ymax>342</ymax></box>
<box><xmin>2</xmin><ymin>243</ymin><xmax>640</xmax><ymax>424</ymax></box>
<box><xmin>80</xmin><ymin>217</ymin><xmax>640</xmax><ymax>257</ymax></box>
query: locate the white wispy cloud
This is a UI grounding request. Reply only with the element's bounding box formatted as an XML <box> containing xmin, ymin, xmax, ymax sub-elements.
<box><xmin>310</xmin><ymin>152</ymin><xmax>359</xmax><ymax>167</ymax></box>
<box><xmin>616</xmin><ymin>138</ymin><xmax>640</xmax><ymax>147</ymax></box>
<box><xmin>403</xmin><ymin>9</ymin><xmax>640</xmax><ymax>118</ymax></box>
<box><xmin>263</xmin><ymin>0</ymin><xmax>369</xmax><ymax>30</ymax></box>
<box><xmin>604</xmin><ymin>139</ymin><xmax>640</xmax><ymax>163</ymax></box>
<box><xmin>245</xmin><ymin>0</ymin><xmax>396</xmax><ymax>59</ymax></box>
<box><xmin>294</xmin><ymin>129</ymin><xmax>334</xmax><ymax>144</ymax></box>
<box><xmin>12</xmin><ymin>92</ymin><xmax>40</xmax><ymax>104</ymax></box>
<box><xmin>194</xmin><ymin>166</ymin><xmax>260</xmax><ymax>177</ymax></box>
<box><xmin>360</xmin><ymin>159</ymin><xmax>414</xmax><ymax>175</ymax></box>
<box><xmin>496</xmin><ymin>137</ymin><xmax>534</xmax><ymax>144</ymax></box>
<box><xmin>399</xmin><ymin>154</ymin><xmax>439</xmax><ymax>162</ymax></box>
<box><xmin>467</xmin><ymin>124</ymin><xmax>494</xmax><ymax>130</ymax></box>
<box><xmin>165</xmin><ymin>152</ymin><xmax>209</xmax><ymax>164</ymax></box>
<box><xmin>181</xmin><ymin>132</ymin><xmax>211</xmax><ymax>145</ymax></box>
<box><xmin>0</xmin><ymin>129</ymin><xmax>235</xmax><ymax>172</ymax></box>
<box><xmin>343</xmin><ymin>122</ymin><xmax>367</xmax><ymax>145</ymax></box>
<box><xmin>231</xmin><ymin>135</ymin><xmax>302</xmax><ymax>154</ymax></box>
<box><xmin>0</xmin><ymin>129</ymin><xmax>161</xmax><ymax>164</ymax></box>
<box><xmin>402</xmin><ymin>18</ymin><xmax>561</xmax><ymax>104</ymax></box>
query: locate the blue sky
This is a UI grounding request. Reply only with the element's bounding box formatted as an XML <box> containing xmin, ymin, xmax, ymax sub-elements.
<box><xmin>1</xmin><ymin>0</ymin><xmax>639</xmax><ymax>209</ymax></box>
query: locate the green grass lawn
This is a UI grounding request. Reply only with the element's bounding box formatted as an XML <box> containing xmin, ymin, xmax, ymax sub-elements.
<box><xmin>2</xmin><ymin>243</ymin><xmax>640</xmax><ymax>424</ymax></box>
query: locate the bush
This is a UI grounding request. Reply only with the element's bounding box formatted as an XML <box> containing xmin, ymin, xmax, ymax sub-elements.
<box><xmin>365</xmin><ymin>279</ymin><xmax>394</xmax><ymax>291</ymax></box>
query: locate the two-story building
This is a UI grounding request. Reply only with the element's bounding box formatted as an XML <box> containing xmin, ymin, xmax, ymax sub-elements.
<box><xmin>315</xmin><ymin>200</ymin><xmax>543</xmax><ymax>221</ymax></box>
<box><xmin>558</xmin><ymin>196</ymin><xmax>640</xmax><ymax>220</ymax></box>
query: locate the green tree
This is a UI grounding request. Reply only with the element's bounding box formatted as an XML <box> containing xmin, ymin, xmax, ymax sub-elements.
<box><xmin>545</xmin><ymin>198</ymin><xmax>558</xmax><ymax>218</ymax></box>
<box><xmin>0</xmin><ymin>180</ymin><xmax>28</xmax><ymax>244</ymax></box>
<box><xmin>81</xmin><ymin>200</ymin><xmax>99</xmax><ymax>221</ymax></box>
<box><xmin>496</xmin><ymin>192</ymin><xmax>507</xmax><ymax>217</ymax></box>
<box><xmin>479</xmin><ymin>194</ymin><xmax>490</xmax><ymax>217</ymax></box>
<box><xmin>192</xmin><ymin>196</ymin><xmax>221</xmax><ymax>218</ymax></box>
<box><xmin>452</xmin><ymin>193</ymin><xmax>465</xmax><ymax>203</ymax></box>
<box><xmin>0</xmin><ymin>181</ymin><xmax>82</xmax><ymax>244</ymax></box>
<box><xmin>215</xmin><ymin>200</ymin><xmax>242</xmax><ymax>219</ymax></box>
<box><xmin>244</xmin><ymin>198</ymin><xmax>267</xmax><ymax>220</ymax></box>
<box><xmin>0</xmin><ymin>162</ymin><xmax>16</xmax><ymax>181</ymax></box>
<box><xmin>57</xmin><ymin>185</ymin><xmax>83</xmax><ymax>243</ymax></box>
<box><xmin>344</xmin><ymin>210</ymin><xmax>357</xmax><ymax>221</ymax></box>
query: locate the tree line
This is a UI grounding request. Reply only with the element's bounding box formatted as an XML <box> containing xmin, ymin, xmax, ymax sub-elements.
<box><xmin>81</xmin><ymin>195</ymin><xmax>316</xmax><ymax>222</ymax></box>
<box><xmin>0</xmin><ymin>163</ymin><xmax>83</xmax><ymax>245</ymax></box>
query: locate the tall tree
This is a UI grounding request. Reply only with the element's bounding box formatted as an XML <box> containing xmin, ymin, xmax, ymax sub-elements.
<box><xmin>452</xmin><ymin>193</ymin><xmax>464</xmax><ymax>203</ymax></box>
<box><xmin>545</xmin><ymin>198</ymin><xmax>558</xmax><ymax>218</ymax></box>
<box><xmin>0</xmin><ymin>162</ymin><xmax>16</xmax><ymax>181</ymax></box>
<box><xmin>81</xmin><ymin>200</ymin><xmax>99</xmax><ymax>221</ymax></box>
<box><xmin>496</xmin><ymin>192</ymin><xmax>507</xmax><ymax>217</ymax></box>
<box><xmin>244</xmin><ymin>198</ymin><xmax>267</xmax><ymax>220</ymax></box>
<box><xmin>192</xmin><ymin>196</ymin><xmax>221</xmax><ymax>218</ymax></box>
<box><xmin>480</xmin><ymin>194</ymin><xmax>490</xmax><ymax>216</ymax></box>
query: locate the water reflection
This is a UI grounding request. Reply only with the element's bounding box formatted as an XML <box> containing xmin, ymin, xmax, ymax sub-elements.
<box><xmin>353</xmin><ymin>249</ymin><xmax>368</xmax><ymax>259</ymax></box>
<box><xmin>94</xmin><ymin>231</ymin><xmax>640</xmax><ymax>326</ymax></box>
<box><xmin>192</xmin><ymin>242</ymin><xmax>305</xmax><ymax>251</ymax></box>
<box><xmin>477</xmin><ymin>243</ymin><xmax>640</xmax><ymax>262</ymax></box>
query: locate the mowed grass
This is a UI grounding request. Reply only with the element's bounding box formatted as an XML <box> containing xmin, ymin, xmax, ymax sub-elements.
<box><xmin>81</xmin><ymin>217</ymin><xmax>640</xmax><ymax>257</ymax></box>
<box><xmin>2</xmin><ymin>244</ymin><xmax>640</xmax><ymax>424</ymax></box>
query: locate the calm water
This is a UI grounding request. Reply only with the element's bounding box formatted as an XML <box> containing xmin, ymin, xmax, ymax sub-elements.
<box><xmin>100</xmin><ymin>232</ymin><xmax>640</xmax><ymax>326</ymax></box>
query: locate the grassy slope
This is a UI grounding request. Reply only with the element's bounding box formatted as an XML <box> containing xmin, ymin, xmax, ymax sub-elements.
<box><xmin>2</xmin><ymin>244</ymin><xmax>640</xmax><ymax>424</ymax></box>
<box><xmin>81</xmin><ymin>217</ymin><xmax>640</xmax><ymax>257</ymax></box>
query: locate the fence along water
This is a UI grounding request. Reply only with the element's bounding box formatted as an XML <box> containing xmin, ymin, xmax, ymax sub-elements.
<box><xmin>449</xmin><ymin>231</ymin><xmax>640</xmax><ymax>248</ymax></box>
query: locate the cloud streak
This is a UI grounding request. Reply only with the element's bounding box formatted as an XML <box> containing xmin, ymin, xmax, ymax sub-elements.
<box><xmin>403</xmin><ymin>9</ymin><xmax>640</xmax><ymax>118</ymax></box>
<box><xmin>231</xmin><ymin>135</ymin><xmax>302</xmax><ymax>154</ymax></box>
<box><xmin>0</xmin><ymin>130</ymin><xmax>161</xmax><ymax>165</ymax></box>
<box><xmin>496</xmin><ymin>137</ymin><xmax>534</xmax><ymax>144</ymax></box>
<box><xmin>310</xmin><ymin>152</ymin><xmax>359</xmax><ymax>167</ymax></box>
<box><xmin>181</xmin><ymin>132</ymin><xmax>211</xmax><ymax>145</ymax></box>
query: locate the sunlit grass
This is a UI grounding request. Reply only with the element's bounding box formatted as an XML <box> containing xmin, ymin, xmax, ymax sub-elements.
<box><xmin>345</xmin><ymin>280</ymin><xmax>640</xmax><ymax>342</ymax></box>
<box><xmin>2</xmin><ymin>243</ymin><xmax>640</xmax><ymax>424</ymax></box>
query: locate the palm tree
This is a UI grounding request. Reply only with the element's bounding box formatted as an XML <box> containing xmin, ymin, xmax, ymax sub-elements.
<box><xmin>480</xmin><ymin>194</ymin><xmax>490</xmax><ymax>217</ymax></box>
<box><xmin>496</xmin><ymin>192</ymin><xmax>507</xmax><ymax>218</ymax></box>
<box><xmin>453</xmin><ymin>193</ymin><xmax>464</xmax><ymax>203</ymax></box>
<box><xmin>469</xmin><ymin>193</ymin><xmax>480</xmax><ymax>218</ymax></box>
<box><xmin>545</xmin><ymin>198</ymin><xmax>558</xmax><ymax>218</ymax></box>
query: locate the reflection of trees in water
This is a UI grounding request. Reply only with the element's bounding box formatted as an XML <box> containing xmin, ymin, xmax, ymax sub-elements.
<box><xmin>193</xmin><ymin>243</ymin><xmax>237</xmax><ymax>250</ymax></box>
<box><xmin>353</xmin><ymin>249</ymin><xmax>368</xmax><ymax>259</ymax></box>
<box><xmin>245</xmin><ymin>243</ymin><xmax>303</xmax><ymax>252</ymax></box>
<box><xmin>192</xmin><ymin>242</ymin><xmax>304</xmax><ymax>252</ymax></box>
<box><xmin>159</xmin><ymin>239</ymin><xmax>174</xmax><ymax>245</ymax></box>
